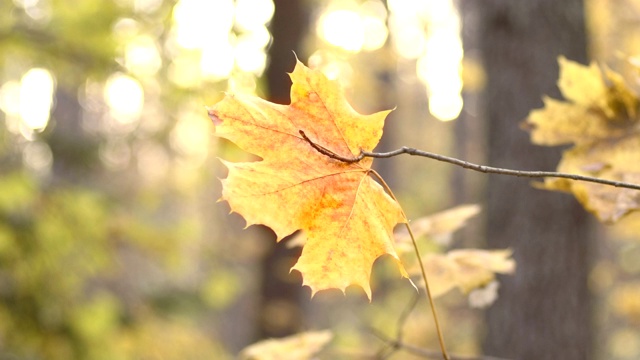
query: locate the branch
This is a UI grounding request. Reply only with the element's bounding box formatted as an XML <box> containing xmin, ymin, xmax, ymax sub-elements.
<box><xmin>299</xmin><ymin>130</ymin><xmax>362</xmax><ymax>163</ymax></box>
<box><xmin>363</xmin><ymin>147</ymin><xmax>640</xmax><ymax>190</ymax></box>
<box><xmin>298</xmin><ymin>130</ymin><xmax>640</xmax><ymax>191</ymax></box>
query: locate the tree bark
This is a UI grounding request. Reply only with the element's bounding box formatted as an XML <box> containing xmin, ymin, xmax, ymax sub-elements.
<box><xmin>472</xmin><ymin>1</ymin><xmax>594</xmax><ymax>359</ymax></box>
<box><xmin>257</xmin><ymin>0</ymin><xmax>310</xmax><ymax>340</ymax></box>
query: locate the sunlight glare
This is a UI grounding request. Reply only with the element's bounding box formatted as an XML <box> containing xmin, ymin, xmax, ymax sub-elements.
<box><xmin>413</xmin><ymin>0</ymin><xmax>464</xmax><ymax>121</ymax></box>
<box><xmin>0</xmin><ymin>81</ymin><xmax>21</xmax><ymax>117</ymax></box>
<box><xmin>238</xmin><ymin>26</ymin><xmax>272</xmax><ymax>49</ymax></box>
<box><xmin>104</xmin><ymin>73</ymin><xmax>144</xmax><ymax>124</ymax></box>
<box><xmin>318</xmin><ymin>10</ymin><xmax>364</xmax><ymax>53</ymax></box>
<box><xmin>227</xmin><ymin>72</ymin><xmax>257</xmax><ymax>93</ymax></box>
<box><xmin>201</xmin><ymin>41</ymin><xmax>234</xmax><ymax>80</ymax></box>
<box><xmin>170</xmin><ymin>55</ymin><xmax>202</xmax><ymax>87</ymax></box>
<box><xmin>389</xmin><ymin>16</ymin><xmax>425</xmax><ymax>59</ymax></box>
<box><xmin>172</xmin><ymin>0</ymin><xmax>233</xmax><ymax>49</ymax></box>
<box><xmin>234</xmin><ymin>32</ymin><xmax>269</xmax><ymax>74</ymax></box>
<box><xmin>19</xmin><ymin>68</ymin><xmax>55</xmax><ymax>132</ymax></box>
<box><xmin>170</xmin><ymin>111</ymin><xmax>210</xmax><ymax>164</ymax></box>
<box><xmin>172</xmin><ymin>0</ymin><xmax>272</xmax><ymax>80</ymax></box>
<box><xmin>125</xmin><ymin>36</ymin><xmax>162</xmax><ymax>76</ymax></box>
<box><xmin>234</xmin><ymin>0</ymin><xmax>275</xmax><ymax>31</ymax></box>
<box><xmin>387</xmin><ymin>0</ymin><xmax>428</xmax><ymax>16</ymax></box>
<box><xmin>360</xmin><ymin>0</ymin><xmax>388</xmax><ymax>51</ymax></box>
<box><xmin>387</xmin><ymin>0</ymin><xmax>428</xmax><ymax>58</ymax></box>
<box><xmin>362</xmin><ymin>16</ymin><xmax>388</xmax><ymax>51</ymax></box>
<box><xmin>387</xmin><ymin>0</ymin><xmax>464</xmax><ymax>120</ymax></box>
<box><xmin>428</xmin><ymin>93</ymin><xmax>463</xmax><ymax>122</ymax></box>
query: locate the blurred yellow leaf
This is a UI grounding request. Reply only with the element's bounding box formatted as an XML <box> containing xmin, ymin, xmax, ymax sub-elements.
<box><xmin>415</xmin><ymin>249</ymin><xmax>515</xmax><ymax>298</ymax></box>
<box><xmin>239</xmin><ymin>330</ymin><xmax>333</xmax><ymax>360</ymax></box>
<box><xmin>525</xmin><ymin>56</ymin><xmax>640</xmax><ymax>223</ymax></box>
<box><xmin>610</xmin><ymin>283</ymin><xmax>640</xmax><ymax>324</ymax></box>
<box><xmin>539</xmin><ymin>146</ymin><xmax>640</xmax><ymax>222</ymax></box>
<box><xmin>608</xmin><ymin>328</ymin><xmax>640</xmax><ymax>359</ymax></box>
<box><xmin>395</xmin><ymin>204</ymin><xmax>481</xmax><ymax>248</ymax></box>
<box><xmin>468</xmin><ymin>280</ymin><xmax>500</xmax><ymax>308</ymax></box>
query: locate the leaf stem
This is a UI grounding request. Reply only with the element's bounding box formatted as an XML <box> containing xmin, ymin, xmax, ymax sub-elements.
<box><xmin>370</xmin><ymin>169</ymin><xmax>450</xmax><ymax>360</ymax></box>
<box><xmin>402</xmin><ymin>215</ymin><xmax>450</xmax><ymax>360</ymax></box>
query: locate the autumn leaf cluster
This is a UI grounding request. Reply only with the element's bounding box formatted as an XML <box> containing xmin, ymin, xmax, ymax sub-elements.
<box><xmin>526</xmin><ymin>57</ymin><xmax>640</xmax><ymax>223</ymax></box>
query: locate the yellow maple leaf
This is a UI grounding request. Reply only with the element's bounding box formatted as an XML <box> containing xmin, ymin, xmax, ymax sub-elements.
<box><xmin>525</xmin><ymin>56</ymin><xmax>640</xmax><ymax>223</ymax></box>
<box><xmin>394</xmin><ymin>204</ymin><xmax>481</xmax><ymax>248</ymax></box>
<box><xmin>418</xmin><ymin>249</ymin><xmax>515</xmax><ymax>298</ymax></box>
<box><xmin>208</xmin><ymin>61</ymin><xmax>407</xmax><ymax>299</ymax></box>
<box><xmin>288</xmin><ymin>204</ymin><xmax>481</xmax><ymax>250</ymax></box>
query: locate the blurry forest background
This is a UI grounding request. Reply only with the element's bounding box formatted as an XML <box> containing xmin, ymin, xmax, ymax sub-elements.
<box><xmin>1</xmin><ymin>0</ymin><xmax>640</xmax><ymax>359</ymax></box>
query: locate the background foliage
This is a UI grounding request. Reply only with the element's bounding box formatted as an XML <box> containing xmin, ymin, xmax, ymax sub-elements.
<box><xmin>0</xmin><ymin>0</ymin><xmax>639</xmax><ymax>359</ymax></box>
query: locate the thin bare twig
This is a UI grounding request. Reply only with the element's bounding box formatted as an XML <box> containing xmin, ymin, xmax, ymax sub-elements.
<box><xmin>298</xmin><ymin>130</ymin><xmax>640</xmax><ymax>191</ymax></box>
<box><xmin>396</xmin><ymin>291</ymin><xmax>421</xmax><ymax>344</ymax></box>
<box><xmin>375</xmin><ymin>292</ymin><xmax>421</xmax><ymax>359</ymax></box>
<box><xmin>370</xmin><ymin>327</ymin><xmax>511</xmax><ymax>360</ymax></box>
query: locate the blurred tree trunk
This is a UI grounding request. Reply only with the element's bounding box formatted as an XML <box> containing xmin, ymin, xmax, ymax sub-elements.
<box><xmin>258</xmin><ymin>0</ymin><xmax>310</xmax><ymax>339</ymax></box>
<box><xmin>49</xmin><ymin>86</ymin><xmax>97</xmax><ymax>181</ymax></box>
<box><xmin>454</xmin><ymin>1</ymin><xmax>485</xmax><ymax>207</ymax></box>
<box><xmin>472</xmin><ymin>1</ymin><xmax>595</xmax><ymax>359</ymax></box>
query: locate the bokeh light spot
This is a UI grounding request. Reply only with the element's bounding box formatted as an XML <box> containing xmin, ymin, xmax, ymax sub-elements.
<box><xmin>104</xmin><ymin>73</ymin><xmax>144</xmax><ymax>124</ymax></box>
<box><xmin>0</xmin><ymin>81</ymin><xmax>21</xmax><ymax>117</ymax></box>
<box><xmin>19</xmin><ymin>68</ymin><xmax>55</xmax><ymax>132</ymax></box>
<box><xmin>173</xmin><ymin>0</ymin><xmax>233</xmax><ymax>49</ymax></box>
<box><xmin>234</xmin><ymin>0</ymin><xmax>275</xmax><ymax>31</ymax></box>
<box><xmin>318</xmin><ymin>10</ymin><xmax>364</xmax><ymax>53</ymax></box>
<box><xmin>125</xmin><ymin>36</ymin><xmax>162</xmax><ymax>76</ymax></box>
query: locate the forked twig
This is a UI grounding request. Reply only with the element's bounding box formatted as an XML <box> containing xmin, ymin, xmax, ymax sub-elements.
<box><xmin>396</xmin><ymin>291</ymin><xmax>421</xmax><ymax>344</ymax></box>
<box><xmin>374</xmin><ymin>291</ymin><xmax>421</xmax><ymax>358</ymax></box>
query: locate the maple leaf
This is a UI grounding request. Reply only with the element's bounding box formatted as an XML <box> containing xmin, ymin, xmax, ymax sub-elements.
<box><xmin>525</xmin><ymin>56</ymin><xmax>640</xmax><ymax>223</ymax></box>
<box><xmin>388</xmin><ymin>205</ymin><xmax>515</xmax><ymax>302</ymax></box>
<box><xmin>208</xmin><ymin>60</ymin><xmax>407</xmax><ymax>299</ymax></box>
<box><xmin>417</xmin><ymin>249</ymin><xmax>515</xmax><ymax>298</ymax></box>
<box><xmin>286</xmin><ymin>204</ymin><xmax>481</xmax><ymax>250</ymax></box>
<box><xmin>394</xmin><ymin>204</ymin><xmax>481</xmax><ymax>248</ymax></box>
